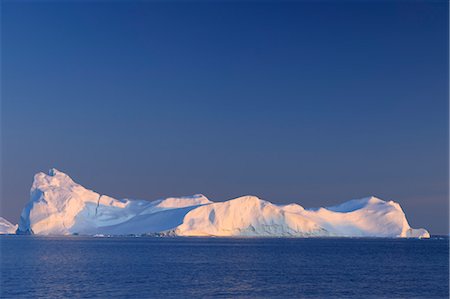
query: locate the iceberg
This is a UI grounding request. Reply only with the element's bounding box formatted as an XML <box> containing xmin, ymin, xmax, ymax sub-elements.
<box><xmin>0</xmin><ymin>217</ymin><xmax>18</xmax><ymax>234</ymax></box>
<box><xmin>16</xmin><ymin>169</ymin><xmax>429</xmax><ymax>238</ymax></box>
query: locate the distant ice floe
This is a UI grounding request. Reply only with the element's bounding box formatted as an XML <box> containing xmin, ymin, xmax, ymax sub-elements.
<box><xmin>0</xmin><ymin>217</ymin><xmax>18</xmax><ymax>234</ymax></box>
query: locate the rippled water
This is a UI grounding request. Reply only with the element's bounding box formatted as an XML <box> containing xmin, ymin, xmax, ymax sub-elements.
<box><xmin>1</xmin><ymin>236</ymin><xmax>448</xmax><ymax>298</ymax></box>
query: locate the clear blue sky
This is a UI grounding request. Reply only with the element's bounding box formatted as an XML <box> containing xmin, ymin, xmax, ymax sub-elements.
<box><xmin>1</xmin><ymin>1</ymin><xmax>448</xmax><ymax>234</ymax></box>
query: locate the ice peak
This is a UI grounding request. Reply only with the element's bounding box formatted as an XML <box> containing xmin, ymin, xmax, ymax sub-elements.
<box><xmin>366</xmin><ymin>196</ymin><xmax>383</xmax><ymax>203</ymax></box>
<box><xmin>183</xmin><ymin>194</ymin><xmax>209</xmax><ymax>200</ymax></box>
<box><xmin>228</xmin><ymin>195</ymin><xmax>266</xmax><ymax>205</ymax></box>
<box><xmin>365</xmin><ymin>196</ymin><xmax>403</xmax><ymax>211</ymax></box>
<box><xmin>32</xmin><ymin>168</ymin><xmax>78</xmax><ymax>196</ymax></box>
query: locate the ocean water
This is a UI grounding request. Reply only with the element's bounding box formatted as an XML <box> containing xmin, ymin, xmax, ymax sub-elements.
<box><xmin>1</xmin><ymin>236</ymin><xmax>448</xmax><ymax>298</ymax></box>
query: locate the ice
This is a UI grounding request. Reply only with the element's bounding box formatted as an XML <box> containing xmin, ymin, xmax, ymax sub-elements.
<box><xmin>16</xmin><ymin>169</ymin><xmax>429</xmax><ymax>238</ymax></box>
<box><xmin>0</xmin><ymin>217</ymin><xmax>18</xmax><ymax>234</ymax></box>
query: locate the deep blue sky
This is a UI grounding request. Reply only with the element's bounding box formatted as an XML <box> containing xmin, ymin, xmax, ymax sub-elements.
<box><xmin>1</xmin><ymin>1</ymin><xmax>448</xmax><ymax>234</ymax></box>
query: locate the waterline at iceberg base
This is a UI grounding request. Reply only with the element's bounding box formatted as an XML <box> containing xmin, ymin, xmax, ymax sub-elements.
<box><xmin>5</xmin><ymin>169</ymin><xmax>429</xmax><ymax>238</ymax></box>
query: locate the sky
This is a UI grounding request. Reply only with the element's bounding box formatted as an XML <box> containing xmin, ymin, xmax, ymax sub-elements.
<box><xmin>1</xmin><ymin>1</ymin><xmax>448</xmax><ymax>234</ymax></box>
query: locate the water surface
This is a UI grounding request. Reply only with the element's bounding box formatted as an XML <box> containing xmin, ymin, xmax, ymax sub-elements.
<box><xmin>1</xmin><ymin>236</ymin><xmax>448</xmax><ymax>298</ymax></box>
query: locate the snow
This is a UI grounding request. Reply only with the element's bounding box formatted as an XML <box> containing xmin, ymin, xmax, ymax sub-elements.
<box><xmin>16</xmin><ymin>169</ymin><xmax>430</xmax><ymax>238</ymax></box>
<box><xmin>0</xmin><ymin>217</ymin><xmax>18</xmax><ymax>234</ymax></box>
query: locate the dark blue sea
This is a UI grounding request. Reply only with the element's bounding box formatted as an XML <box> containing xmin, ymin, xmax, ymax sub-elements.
<box><xmin>1</xmin><ymin>236</ymin><xmax>448</xmax><ymax>298</ymax></box>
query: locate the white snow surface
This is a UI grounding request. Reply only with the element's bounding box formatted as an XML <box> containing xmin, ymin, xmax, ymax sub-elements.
<box><xmin>17</xmin><ymin>169</ymin><xmax>429</xmax><ymax>238</ymax></box>
<box><xmin>0</xmin><ymin>217</ymin><xmax>18</xmax><ymax>234</ymax></box>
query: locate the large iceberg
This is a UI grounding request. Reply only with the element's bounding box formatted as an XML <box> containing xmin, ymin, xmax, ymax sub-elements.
<box><xmin>16</xmin><ymin>169</ymin><xmax>429</xmax><ymax>238</ymax></box>
<box><xmin>0</xmin><ymin>217</ymin><xmax>18</xmax><ymax>234</ymax></box>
